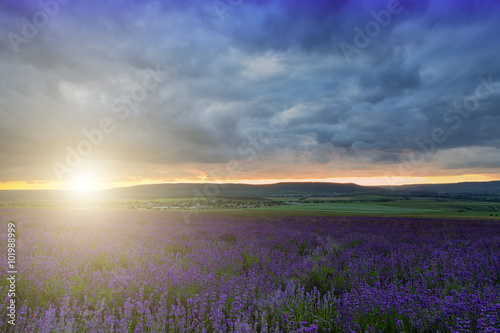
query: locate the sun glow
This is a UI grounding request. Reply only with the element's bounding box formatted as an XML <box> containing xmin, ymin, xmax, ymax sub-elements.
<box><xmin>71</xmin><ymin>174</ymin><xmax>99</xmax><ymax>193</ymax></box>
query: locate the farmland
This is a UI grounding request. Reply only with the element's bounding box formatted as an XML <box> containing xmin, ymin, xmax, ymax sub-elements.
<box><xmin>2</xmin><ymin>196</ymin><xmax>500</xmax><ymax>220</ymax></box>
<box><xmin>1</xmin><ymin>208</ymin><xmax>500</xmax><ymax>332</ymax></box>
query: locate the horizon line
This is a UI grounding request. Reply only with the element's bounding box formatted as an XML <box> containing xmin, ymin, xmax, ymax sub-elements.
<box><xmin>1</xmin><ymin>178</ymin><xmax>499</xmax><ymax>192</ymax></box>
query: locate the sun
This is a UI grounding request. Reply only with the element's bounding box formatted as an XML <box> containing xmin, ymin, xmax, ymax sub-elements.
<box><xmin>71</xmin><ymin>174</ymin><xmax>98</xmax><ymax>193</ymax></box>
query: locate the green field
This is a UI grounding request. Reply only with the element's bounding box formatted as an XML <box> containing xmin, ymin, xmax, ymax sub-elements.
<box><xmin>252</xmin><ymin>202</ymin><xmax>439</xmax><ymax>214</ymax></box>
<box><xmin>241</xmin><ymin>199</ymin><xmax>500</xmax><ymax>219</ymax></box>
<box><xmin>381</xmin><ymin>199</ymin><xmax>500</xmax><ymax>217</ymax></box>
<box><xmin>1</xmin><ymin>196</ymin><xmax>500</xmax><ymax>220</ymax></box>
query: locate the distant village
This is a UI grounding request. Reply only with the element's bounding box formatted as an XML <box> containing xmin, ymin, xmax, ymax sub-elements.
<box><xmin>0</xmin><ymin>198</ymin><xmax>302</xmax><ymax>210</ymax></box>
<box><xmin>112</xmin><ymin>199</ymin><xmax>283</xmax><ymax>211</ymax></box>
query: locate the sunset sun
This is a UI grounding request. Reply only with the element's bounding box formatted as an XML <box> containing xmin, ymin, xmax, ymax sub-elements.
<box><xmin>71</xmin><ymin>174</ymin><xmax>98</xmax><ymax>193</ymax></box>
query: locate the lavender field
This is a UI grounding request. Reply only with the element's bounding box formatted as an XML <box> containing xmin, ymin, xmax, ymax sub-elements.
<box><xmin>1</xmin><ymin>209</ymin><xmax>500</xmax><ymax>332</ymax></box>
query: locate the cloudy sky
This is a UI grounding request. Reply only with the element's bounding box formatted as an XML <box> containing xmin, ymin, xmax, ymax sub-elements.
<box><xmin>1</xmin><ymin>0</ymin><xmax>500</xmax><ymax>190</ymax></box>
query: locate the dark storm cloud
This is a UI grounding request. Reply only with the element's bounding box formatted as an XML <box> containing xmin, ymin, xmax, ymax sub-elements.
<box><xmin>1</xmin><ymin>0</ymin><xmax>500</xmax><ymax>182</ymax></box>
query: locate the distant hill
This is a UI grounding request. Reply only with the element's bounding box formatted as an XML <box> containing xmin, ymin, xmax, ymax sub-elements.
<box><xmin>389</xmin><ymin>181</ymin><xmax>500</xmax><ymax>196</ymax></box>
<box><xmin>103</xmin><ymin>182</ymin><xmax>379</xmax><ymax>199</ymax></box>
<box><xmin>0</xmin><ymin>182</ymin><xmax>379</xmax><ymax>201</ymax></box>
<box><xmin>0</xmin><ymin>181</ymin><xmax>498</xmax><ymax>202</ymax></box>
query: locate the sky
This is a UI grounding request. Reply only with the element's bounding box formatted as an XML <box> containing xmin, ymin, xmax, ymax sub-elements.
<box><xmin>1</xmin><ymin>0</ymin><xmax>500</xmax><ymax>191</ymax></box>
